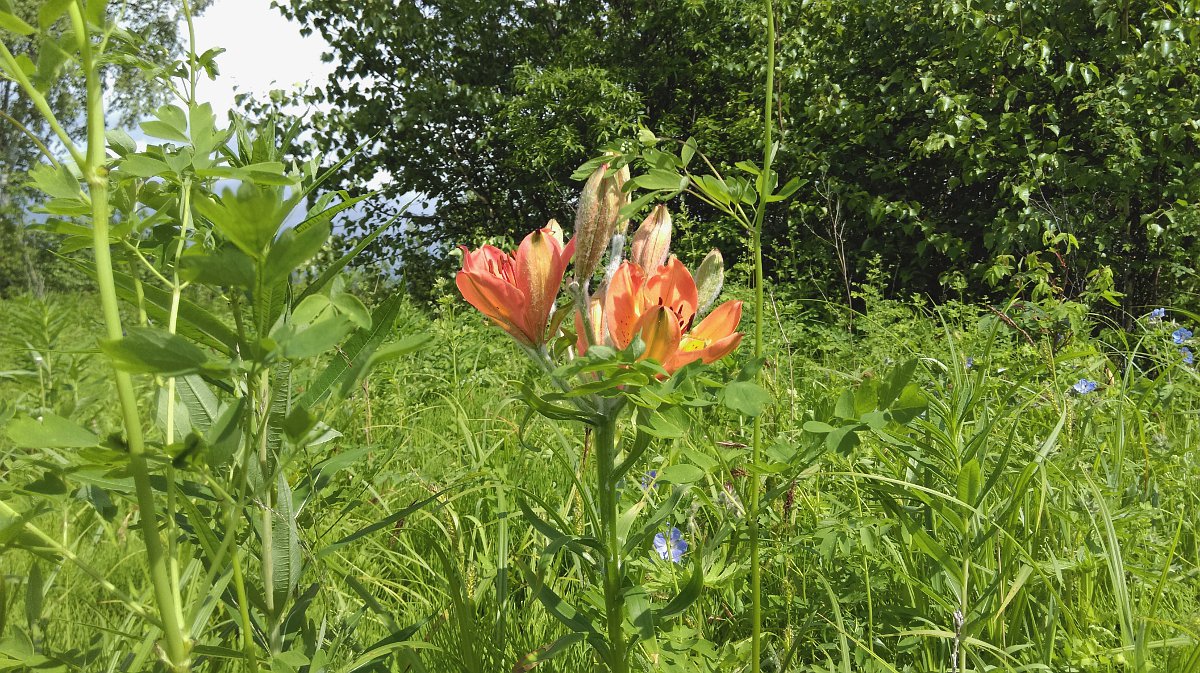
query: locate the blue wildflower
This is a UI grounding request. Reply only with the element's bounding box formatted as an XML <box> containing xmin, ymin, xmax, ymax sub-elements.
<box><xmin>1149</xmin><ymin>308</ymin><xmax>1166</xmax><ymax>322</ymax></box>
<box><xmin>640</xmin><ymin>470</ymin><xmax>658</xmax><ymax>491</ymax></box>
<box><xmin>1173</xmin><ymin>327</ymin><xmax>1193</xmax><ymax>345</ymax></box>
<box><xmin>965</xmin><ymin>356</ymin><xmax>975</xmax><ymax>369</ymax></box>
<box><xmin>1072</xmin><ymin>379</ymin><xmax>1097</xmax><ymax>395</ymax></box>
<box><xmin>653</xmin><ymin>526</ymin><xmax>688</xmax><ymax>564</ymax></box>
<box><xmin>1183</xmin><ymin>347</ymin><xmax>1194</xmax><ymax>365</ymax></box>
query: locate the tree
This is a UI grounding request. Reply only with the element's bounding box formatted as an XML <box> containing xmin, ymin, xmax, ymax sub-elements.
<box><xmin>281</xmin><ymin>0</ymin><xmax>1200</xmax><ymax>312</ymax></box>
<box><xmin>0</xmin><ymin>0</ymin><xmax>212</xmax><ymax>296</ymax></box>
<box><xmin>275</xmin><ymin>0</ymin><xmax>766</xmax><ymax>297</ymax></box>
<box><xmin>773</xmin><ymin>0</ymin><xmax>1200</xmax><ymax>313</ymax></box>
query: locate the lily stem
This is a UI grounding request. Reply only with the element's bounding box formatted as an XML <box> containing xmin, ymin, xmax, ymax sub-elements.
<box><xmin>595</xmin><ymin>405</ymin><xmax>628</xmax><ymax>673</ymax></box>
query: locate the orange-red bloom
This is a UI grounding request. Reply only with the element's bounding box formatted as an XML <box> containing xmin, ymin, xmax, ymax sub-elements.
<box><xmin>456</xmin><ymin>226</ymin><xmax>574</xmax><ymax>347</ymax></box>
<box><xmin>604</xmin><ymin>258</ymin><xmax>743</xmax><ymax>372</ymax></box>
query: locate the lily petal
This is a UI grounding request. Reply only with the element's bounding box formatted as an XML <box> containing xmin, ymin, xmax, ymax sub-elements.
<box><xmin>690</xmin><ymin>300</ymin><xmax>742</xmax><ymax>341</ymax></box>
<box><xmin>638</xmin><ymin>306</ymin><xmax>682</xmax><ymax>366</ymax></box>
<box><xmin>644</xmin><ymin>258</ymin><xmax>698</xmax><ymax>329</ymax></box>
<box><xmin>456</xmin><ymin>269</ymin><xmax>536</xmax><ymax>345</ymax></box>
<box><xmin>515</xmin><ymin>228</ymin><xmax>567</xmax><ymax>343</ymax></box>
<box><xmin>605</xmin><ymin>262</ymin><xmax>647</xmax><ymax>349</ymax></box>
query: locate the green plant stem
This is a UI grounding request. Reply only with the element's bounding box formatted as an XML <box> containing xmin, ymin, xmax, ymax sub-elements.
<box><xmin>749</xmin><ymin>1</ymin><xmax>776</xmax><ymax>670</ymax></box>
<box><xmin>0</xmin><ymin>41</ymin><xmax>86</xmax><ymax>168</ymax></box>
<box><xmin>255</xmin><ymin>368</ymin><xmax>282</xmax><ymax>654</ymax></box>
<box><xmin>231</xmin><ymin>543</ymin><xmax>261</xmax><ymax>672</ymax></box>
<box><xmin>163</xmin><ymin>177</ymin><xmax>193</xmax><ymax>633</ymax></box>
<box><xmin>68</xmin><ymin>6</ymin><xmax>190</xmax><ymax>669</ymax></box>
<box><xmin>595</xmin><ymin>407</ymin><xmax>628</xmax><ymax>673</ymax></box>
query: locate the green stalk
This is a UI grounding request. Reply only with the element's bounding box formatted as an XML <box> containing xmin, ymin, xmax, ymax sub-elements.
<box><xmin>255</xmin><ymin>368</ymin><xmax>282</xmax><ymax>654</ymax></box>
<box><xmin>162</xmin><ymin>176</ymin><xmax>194</xmax><ymax>641</ymax></box>
<box><xmin>68</xmin><ymin>5</ymin><xmax>190</xmax><ymax>669</ymax></box>
<box><xmin>749</xmin><ymin>0</ymin><xmax>776</xmax><ymax>670</ymax></box>
<box><xmin>595</xmin><ymin>407</ymin><xmax>628</xmax><ymax>673</ymax></box>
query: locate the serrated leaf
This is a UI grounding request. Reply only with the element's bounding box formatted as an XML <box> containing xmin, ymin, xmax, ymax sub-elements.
<box><xmin>271</xmin><ymin>474</ymin><xmax>301</xmax><ymax>612</ymax></box>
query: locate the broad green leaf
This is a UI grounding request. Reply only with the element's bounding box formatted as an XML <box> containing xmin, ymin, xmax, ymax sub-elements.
<box><xmin>878</xmin><ymin>358</ymin><xmax>918</xmax><ymax>409</ymax></box>
<box><xmin>720</xmin><ymin>380</ymin><xmax>771</xmax><ymax>417</ymax></box>
<box><xmin>277</xmin><ymin>315</ymin><xmax>355</xmax><ymax>360</ymax></box>
<box><xmin>264</xmin><ymin>218</ymin><xmax>331</xmax><ymax>285</ymax></box>
<box><xmin>631</xmin><ymin>168</ymin><xmax>686</xmax><ymax>191</ymax></box>
<box><xmin>139</xmin><ymin>120</ymin><xmax>190</xmax><ymax>143</ymax></box>
<box><xmin>37</xmin><ymin>0</ymin><xmax>72</xmax><ymax>28</ymax></box>
<box><xmin>106</xmin><ymin>129</ymin><xmax>137</xmax><ymax>156</ymax></box>
<box><xmin>658</xmin><ymin>464</ymin><xmax>704</xmax><ymax>484</ymax></box>
<box><xmin>100</xmin><ymin>327</ymin><xmax>214</xmax><ymax>376</ymax></box>
<box><xmin>119</xmin><ymin>155</ymin><xmax>171</xmax><ymax>178</ymax></box>
<box><xmin>0</xmin><ymin>11</ymin><xmax>34</xmax><ymax>35</ymax></box>
<box><xmin>194</xmin><ymin>183</ymin><xmax>301</xmax><ymax>258</ymax></box>
<box><xmin>7</xmin><ymin>413</ymin><xmax>99</xmax><ymax>448</ymax></box>
<box><xmin>826</xmin><ymin>424</ymin><xmax>862</xmax><ymax>453</ymax></box>
<box><xmin>26</xmin><ymin>163</ymin><xmax>80</xmax><ymax>200</ymax></box>
<box><xmin>635</xmin><ymin>409</ymin><xmax>685</xmax><ymax>439</ymax></box>
<box><xmin>179</xmin><ymin>247</ymin><xmax>256</xmax><ymax>288</ymax></box>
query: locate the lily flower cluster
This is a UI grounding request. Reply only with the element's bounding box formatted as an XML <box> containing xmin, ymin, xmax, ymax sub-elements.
<box><xmin>455</xmin><ymin>164</ymin><xmax>744</xmax><ymax>374</ymax></box>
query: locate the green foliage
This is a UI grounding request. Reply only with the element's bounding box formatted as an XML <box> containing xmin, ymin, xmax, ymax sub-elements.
<box><xmin>274</xmin><ymin>0</ymin><xmax>764</xmax><ymax>299</ymax></box>
<box><xmin>776</xmin><ymin>0</ymin><xmax>1200</xmax><ymax>313</ymax></box>
<box><xmin>6</xmin><ymin>288</ymin><xmax>1200</xmax><ymax>671</ymax></box>
<box><xmin>280</xmin><ymin>0</ymin><xmax>1200</xmax><ymax>312</ymax></box>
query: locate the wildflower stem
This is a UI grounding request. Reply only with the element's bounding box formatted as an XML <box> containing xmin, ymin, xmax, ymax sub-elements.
<box><xmin>749</xmin><ymin>0</ymin><xmax>776</xmax><ymax>670</ymax></box>
<box><xmin>68</xmin><ymin>5</ymin><xmax>190</xmax><ymax>669</ymax></box>
<box><xmin>595</xmin><ymin>406</ymin><xmax>629</xmax><ymax>673</ymax></box>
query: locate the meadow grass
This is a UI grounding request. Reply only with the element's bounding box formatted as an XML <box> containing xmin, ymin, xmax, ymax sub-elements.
<box><xmin>1</xmin><ymin>287</ymin><xmax>1198</xmax><ymax>672</ymax></box>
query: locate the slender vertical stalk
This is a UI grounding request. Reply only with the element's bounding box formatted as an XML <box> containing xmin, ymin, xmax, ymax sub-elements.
<box><xmin>68</xmin><ymin>5</ymin><xmax>190</xmax><ymax>670</ymax></box>
<box><xmin>163</xmin><ymin>176</ymin><xmax>194</xmax><ymax>639</ymax></box>
<box><xmin>595</xmin><ymin>407</ymin><xmax>628</xmax><ymax>673</ymax></box>
<box><xmin>749</xmin><ymin>1</ymin><xmax>776</xmax><ymax>670</ymax></box>
<box><xmin>255</xmin><ymin>368</ymin><xmax>281</xmax><ymax>653</ymax></box>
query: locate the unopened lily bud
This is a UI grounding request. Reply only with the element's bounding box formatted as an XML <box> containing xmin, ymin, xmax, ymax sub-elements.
<box><xmin>573</xmin><ymin>163</ymin><xmax>627</xmax><ymax>281</ymax></box>
<box><xmin>611</xmin><ymin>164</ymin><xmax>631</xmax><ymax>236</ymax></box>
<box><xmin>631</xmin><ymin>204</ymin><xmax>672</xmax><ymax>271</ymax></box>
<box><xmin>545</xmin><ymin>219</ymin><xmax>564</xmax><ymax>246</ymax></box>
<box><xmin>695</xmin><ymin>248</ymin><xmax>725</xmax><ymax>315</ymax></box>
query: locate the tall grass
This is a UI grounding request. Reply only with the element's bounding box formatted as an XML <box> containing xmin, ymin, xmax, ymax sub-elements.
<box><xmin>2</xmin><ymin>288</ymin><xmax>1197</xmax><ymax>671</ymax></box>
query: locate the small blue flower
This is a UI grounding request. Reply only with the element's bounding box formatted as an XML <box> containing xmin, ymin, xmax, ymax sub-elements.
<box><xmin>1173</xmin><ymin>327</ymin><xmax>1193</xmax><ymax>345</ymax></box>
<box><xmin>1072</xmin><ymin>379</ymin><xmax>1097</xmax><ymax>395</ymax></box>
<box><xmin>1149</xmin><ymin>308</ymin><xmax>1166</xmax><ymax>322</ymax></box>
<box><xmin>965</xmin><ymin>356</ymin><xmax>975</xmax><ymax>369</ymax></box>
<box><xmin>653</xmin><ymin>526</ymin><xmax>688</xmax><ymax>564</ymax></box>
<box><xmin>1182</xmin><ymin>347</ymin><xmax>1194</xmax><ymax>365</ymax></box>
<box><xmin>640</xmin><ymin>470</ymin><xmax>658</xmax><ymax>491</ymax></box>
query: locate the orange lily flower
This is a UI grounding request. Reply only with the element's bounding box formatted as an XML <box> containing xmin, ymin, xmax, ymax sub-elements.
<box><xmin>605</xmin><ymin>258</ymin><xmax>743</xmax><ymax>372</ymax></box>
<box><xmin>456</xmin><ymin>225</ymin><xmax>574</xmax><ymax>347</ymax></box>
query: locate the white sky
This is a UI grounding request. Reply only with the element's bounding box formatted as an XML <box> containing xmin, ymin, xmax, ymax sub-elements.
<box><xmin>189</xmin><ymin>0</ymin><xmax>336</xmax><ymax>120</ymax></box>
